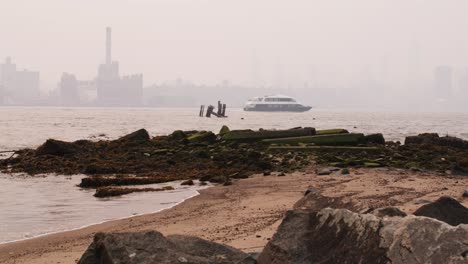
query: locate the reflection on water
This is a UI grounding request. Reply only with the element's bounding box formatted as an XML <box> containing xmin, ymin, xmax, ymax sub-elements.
<box><xmin>0</xmin><ymin>174</ymin><xmax>209</xmax><ymax>243</ymax></box>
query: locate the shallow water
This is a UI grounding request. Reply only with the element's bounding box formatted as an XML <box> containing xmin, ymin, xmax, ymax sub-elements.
<box><xmin>0</xmin><ymin>174</ymin><xmax>208</xmax><ymax>243</ymax></box>
<box><xmin>0</xmin><ymin>107</ymin><xmax>467</xmax><ymax>244</ymax></box>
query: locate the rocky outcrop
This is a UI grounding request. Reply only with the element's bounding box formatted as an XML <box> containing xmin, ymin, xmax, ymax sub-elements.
<box><xmin>413</xmin><ymin>196</ymin><xmax>468</xmax><ymax>226</ymax></box>
<box><xmin>258</xmin><ymin>208</ymin><xmax>468</xmax><ymax>264</ymax></box>
<box><xmin>36</xmin><ymin>139</ymin><xmax>77</xmax><ymax>156</ymax></box>
<box><xmin>78</xmin><ymin>231</ymin><xmax>255</xmax><ymax>264</ymax></box>
<box><xmin>118</xmin><ymin>129</ymin><xmax>150</xmax><ymax>142</ymax></box>
<box><xmin>405</xmin><ymin>133</ymin><xmax>468</xmax><ymax>150</ymax></box>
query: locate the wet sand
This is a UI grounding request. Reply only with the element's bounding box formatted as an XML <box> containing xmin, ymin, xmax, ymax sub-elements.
<box><xmin>0</xmin><ymin>167</ymin><xmax>467</xmax><ymax>264</ymax></box>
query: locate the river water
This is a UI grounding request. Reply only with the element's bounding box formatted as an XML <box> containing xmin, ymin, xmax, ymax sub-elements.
<box><xmin>1</xmin><ymin>107</ymin><xmax>468</xmax><ymax>244</ymax></box>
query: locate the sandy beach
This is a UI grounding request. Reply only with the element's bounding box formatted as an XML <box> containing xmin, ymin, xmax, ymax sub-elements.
<box><xmin>0</xmin><ymin>167</ymin><xmax>467</xmax><ymax>264</ymax></box>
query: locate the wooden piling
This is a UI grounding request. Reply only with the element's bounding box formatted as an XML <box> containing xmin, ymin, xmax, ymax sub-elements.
<box><xmin>206</xmin><ymin>105</ymin><xmax>214</xmax><ymax>117</ymax></box>
<box><xmin>199</xmin><ymin>105</ymin><xmax>205</xmax><ymax>117</ymax></box>
<box><xmin>217</xmin><ymin>101</ymin><xmax>222</xmax><ymax>116</ymax></box>
<box><xmin>221</xmin><ymin>104</ymin><xmax>226</xmax><ymax>117</ymax></box>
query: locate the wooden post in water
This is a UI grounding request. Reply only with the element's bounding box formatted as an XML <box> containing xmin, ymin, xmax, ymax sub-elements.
<box><xmin>199</xmin><ymin>105</ymin><xmax>205</xmax><ymax>117</ymax></box>
<box><xmin>206</xmin><ymin>105</ymin><xmax>214</xmax><ymax>117</ymax></box>
<box><xmin>221</xmin><ymin>104</ymin><xmax>226</xmax><ymax>117</ymax></box>
<box><xmin>217</xmin><ymin>101</ymin><xmax>222</xmax><ymax>116</ymax></box>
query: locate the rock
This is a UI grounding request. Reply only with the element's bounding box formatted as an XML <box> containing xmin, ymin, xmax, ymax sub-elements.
<box><xmin>118</xmin><ymin>129</ymin><xmax>150</xmax><ymax>142</ymax></box>
<box><xmin>222</xmin><ymin>128</ymin><xmax>315</xmax><ymax>141</ymax></box>
<box><xmin>277</xmin><ymin>172</ymin><xmax>286</xmax><ymax>176</ymax></box>
<box><xmin>294</xmin><ymin>191</ymin><xmax>352</xmax><ymax>211</ymax></box>
<box><xmin>304</xmin><ymin>187</ymin><xmax>319</xmax><ymax>196</ymax></box>
<box><xmin>364</xmin><ymin>162</ymin><xmax>382</xmax><ymax>168</ymax></box>
<box><xmin>405</xmin><ymin>133</ymin><xmax>468</xmax><ymax>150</ymax></box>
<box><xmin>315</xmin><ymin>128</ymin><xmax>349</xmax><ymax>135</ymax></box>
<box><xmin>219</xmin><ymin>125</ymin><xmax>230</xmax><ymax>135</ymax></box>
<box><xmin>36</xmin><ymin>139</ymin><xmax>77</xmax><ymax>156</ymax></box>
<box><xmin>170</xmin><ymin>130</ymin><xmax>186</xmax><ymax>140</ymax></box>
<box><xmin>413</xmin><ymin>196</ymin><xmax>468</xmax><ymax>226</ymax></box>
<box><xmin>404</xmin><ymin>133</ymin><xmax>440</xmax><ymax>145</ymax></box>
<box><xmin>317</xmin><ymin>168</ymin><xmax>331</xmax><ymax>175</ymax></box>
<box><xmin>257</xmin><ymin>208</ymin><xmax>468</xmax><ymax>264</ymax></box>
<box><xmin>181</xmin><ymin>179</ymin><xmax>194</xmax><ymax>186</ymax></box>
<box><xmin>463</xmin><ymin>190</ymin><xmax>468</xmax><ymax>198</ymax></box>
<box><xmin>363</xmin><ymin>133</ymin><xmax>386</xmax><ymax>145</ymax></box>
<box><xmin>223</xmin><ymin>180</ymin><xmax>232</xmax><ymax>186</ymax></box>
<box><xmin>78</xmin><ymin>231</ymin><xmax>255</xmax><ymax>264</ymax></box>
<box><xmin>187</xmin><ymin>131</ymin><xmax>216</xmax><ymax>144</ymax></box>
<box><xmin>263</xmin><ymin>170</ymin><xmax>271</xmax><ymax>176</ymax></box>
<box><xmin>371</xmin><ymin>207</ymin><xmax>407</xmax><ymax>217</ymax></box>
<box><xmin>230</xmin><ymin>172</ymin><xmax>249</xmax><ymax>179</ymax></box>
<box><xmin>263</xmin><ymin>133</ymin><xmax>365</xmax><ymax>146</ymax></box>
<box><xmin>208</xmin><ymin>176</ymin><xmax>226</xmax><ymax>183</ymax></box>
<box><xmin>94</xmin><ymin>186</ymin><xmax>174</xmax><ymax>198</ymax></box>
<box><xmin>414</xmin><ymin>199</ymin><xmax>432</xmax><ymax>205</ymax></box>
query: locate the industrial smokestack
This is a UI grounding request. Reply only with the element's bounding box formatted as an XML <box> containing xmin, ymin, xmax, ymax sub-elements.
<box><xmin>106</xmin><ymin>27</ymin><xmax>112</xmax><ymax>65</ymax></box>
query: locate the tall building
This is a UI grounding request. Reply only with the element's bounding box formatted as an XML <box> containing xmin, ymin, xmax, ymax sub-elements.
<box><xmin>59</xmin><ymin>73</ymin><xmax>79</xmax><ymax>105</ymax></box>
<box><xmin>434</xmin><ymin>66</ymin><xmax>453</xmax><ymax>99</ymax></box>
<box><xmin>96</xmin><ymin>27</ymin><xmax>143</xmax><ymax>106</ymax></box>
<box><xmin>0</xmin><ymin>57</ymin><xmax>39</xmax><ymax>104</ymax></box>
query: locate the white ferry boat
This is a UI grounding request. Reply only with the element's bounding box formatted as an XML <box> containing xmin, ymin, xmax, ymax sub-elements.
<box><xmin>243</xmin><ymin>95</ymin><xmax>312</xmax><ymax>112</ymax></box>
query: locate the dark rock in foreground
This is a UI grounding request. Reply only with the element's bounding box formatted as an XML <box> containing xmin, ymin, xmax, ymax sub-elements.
<box><xmin>78</xmin><ymin>231</ymin><xmax>255</xmax><ymax>264</ymax></box>
<box><xmin>257</xmin><ymin>208</ymin><xmax>468</xmax><ymax>264</ymax></box>
<box><xmin>413</xmin><ymin>196</ymin><xmax>468</xmax><ymax>226</ymax></box>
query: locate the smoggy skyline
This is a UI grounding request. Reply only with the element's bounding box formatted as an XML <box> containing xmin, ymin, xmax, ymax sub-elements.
<box><xmin>2</xmin><ymin>0</ymin><xmax>468</xmax><ymax>98</ymax></box>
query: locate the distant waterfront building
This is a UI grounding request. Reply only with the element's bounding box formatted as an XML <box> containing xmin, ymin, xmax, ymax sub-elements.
<box><xmin>96</xmin><ymin>27</ymin><xmax>143</xmax><ymax>106</ymax></box>
<box><xmin>59</xmin><ymin>73</ymin><xmax>79</xmax><ymax>105</ymax></box>
<box><xmin>0</xmin><ymin>57</ymin><xmax>40</xmax><ymax>104</ymax></box>
<box><xmin>434</xmin><ymin>65</ymin><xmax>453</xmax><ymax>99</ymax></box>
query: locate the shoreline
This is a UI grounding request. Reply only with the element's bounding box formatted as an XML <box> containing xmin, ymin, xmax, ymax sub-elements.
<box><xmin>0</xmin><ymin>172</ymin><xmax>313</xmax><ymax>264</ymax></box>
<box><xmin>0</xmin><ymin>187</ymin><xmax>205</xmax><ymax>246</ymax></box>
<box><xmin>1</xmin><ymin>168</ymin><xmax>467</xmax><ymax>264</ymax></box>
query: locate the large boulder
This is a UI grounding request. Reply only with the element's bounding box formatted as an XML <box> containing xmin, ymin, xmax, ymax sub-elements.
<box><xmin>257</xmin><ymin>208</ymin><xmax>468</xmax><ymax>264</ymax></box>
<box><xmin>78</xmin><ymin>231</ymin><xmax>255</xmax><ymax>264</ymax></box>
<box><xmin>413</xmin><ymin>196</ymin><xmax>468</xmax><ymax>226</ymax></box>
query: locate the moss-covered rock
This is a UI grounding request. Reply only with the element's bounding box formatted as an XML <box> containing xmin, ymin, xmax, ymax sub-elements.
<box><xmin>263</xmin><ymin>133</ymin><xmax>365</xmax><ymax>146</ymax></box>
<box><xmin>316</xmin><ymin>129</ymin><xmax>349</xmax><ymax>135</ymax></box>
<box><xmin>219</xmin><ymin>125</ymin><xmax>230</xmax><ymax>135</ymax></box>
<box><xmin>222</xmin><ymin>127</ymin><xmax>315</xmax><ymax>141</ymax></box>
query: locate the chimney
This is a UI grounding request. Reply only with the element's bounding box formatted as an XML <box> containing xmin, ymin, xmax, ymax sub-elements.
<box><xmin>106</xmin><ymin>27</ymin><xmax>112</xmax><ymax>65</ymax></box>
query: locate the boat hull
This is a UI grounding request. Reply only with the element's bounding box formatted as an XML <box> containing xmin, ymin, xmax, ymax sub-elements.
<box><xmin>244</xmin><ymin>105</ymin><xmax>312</xmax><ymax>112</ymax></box>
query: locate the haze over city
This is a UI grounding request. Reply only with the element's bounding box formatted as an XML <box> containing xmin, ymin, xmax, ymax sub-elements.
<box><xmin>1</xmin><ymin>0</ymin><xmax>468</xmax><ymax>110</ymax></box>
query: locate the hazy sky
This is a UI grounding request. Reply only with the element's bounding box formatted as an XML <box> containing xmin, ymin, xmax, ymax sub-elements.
<box><xmin>2</xmin><ymin>0</ymin><xmax>468</xmax><ymax>90</ymax></box>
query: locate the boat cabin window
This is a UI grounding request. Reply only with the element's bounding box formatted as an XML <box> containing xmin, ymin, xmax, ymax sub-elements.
<box><xmin>265</xmin><ymin>98</ymin><xmax>295</xmax><ymax>102</ymax></box>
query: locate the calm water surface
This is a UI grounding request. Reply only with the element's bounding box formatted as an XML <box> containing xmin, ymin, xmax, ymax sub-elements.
<box><xmin>1</xmin><ymin>107</ymin><xmax>467</xmax><ymax>243</ymax></box>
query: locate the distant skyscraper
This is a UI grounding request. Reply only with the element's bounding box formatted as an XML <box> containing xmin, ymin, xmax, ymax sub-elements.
<box><xmin>434</xmin><ymin>66</ymin><xmax>453</xmax><ymax>99</ymax></box>
<box><xmin>96</xmin><ymin>27</ymin><xmax>143</xmax><ymax>106</ymax></box>
<box><xmin>0</xmin><ymin>57</ymin><xmax>40</xmax><ymax>104</ymax></box>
